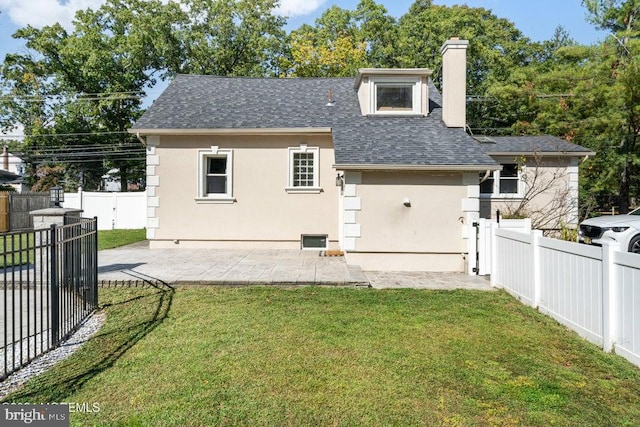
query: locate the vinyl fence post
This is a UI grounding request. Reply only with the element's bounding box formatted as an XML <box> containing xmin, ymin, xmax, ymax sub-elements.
<box><xmin>532</xmin><ymin>230</ymin><xmax>543</xmax><ymax>308</ymax></box>
<box><xmin>602</xmin><ymin>241</ymin><xmax>620</xmax><ymax>352</ymax></box>
<box><xmin>50</xmin><ymin>223</ymin><xmax>59</xmax><ymax>347</ymax></box>
<box><xmin>490</xmin><ymin>221</ymin><xmax>499</xmax><ymax>288</ymax></box>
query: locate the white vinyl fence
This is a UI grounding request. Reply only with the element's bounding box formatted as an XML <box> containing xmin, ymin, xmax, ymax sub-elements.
<box><xmin>62</xmin><ymin>190</ymin><xmax>146</xmax><ymax>230</ymax></box>
<box><xmin>491</xmin><ymin>226</ymin><xmax>640</xmax><ymax>368</ymax></box>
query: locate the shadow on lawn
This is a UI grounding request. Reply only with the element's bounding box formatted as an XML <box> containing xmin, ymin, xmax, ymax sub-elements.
<box><xmin>3</xmin><ymin>280</ymin><xmax>175</xmax><ymax>403</ymax></box>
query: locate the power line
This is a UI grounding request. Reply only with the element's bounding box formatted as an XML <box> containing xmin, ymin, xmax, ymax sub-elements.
<box><xmin>0</xmin><ymin>131</ymin><xmax>132</xmax><ymax>138</ymax></box>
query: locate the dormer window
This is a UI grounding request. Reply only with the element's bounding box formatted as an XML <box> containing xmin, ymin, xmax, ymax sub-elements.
<box><xmin>376</xmin><ymin>84</ymin><xmax>413</xmax><ymax>111</ymax></box>
<box><xmin>354</xmin><ymin>69</ymin><xmax>431</xmax><ymax>116</ymax></box>
<box><xmin>372</xmin><ymin>78</ymin><xmax>421</xmax><ymax>114</ymax></box>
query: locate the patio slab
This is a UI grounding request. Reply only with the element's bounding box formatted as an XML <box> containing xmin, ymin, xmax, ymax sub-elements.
<box><xmin>97</xmin><ymin>242</ymin><xmax>494</xmax><ymax>290</ymax></box>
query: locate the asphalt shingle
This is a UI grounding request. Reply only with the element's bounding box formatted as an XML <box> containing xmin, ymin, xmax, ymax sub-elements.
<box><xmin>133</xmin><ymin>74</ymin><xmax>586</xmax><ymax>168</ymax></box>
<box><xmin>475</xmin><ymin>135</ymin><xmax>593</xmax><ymax>155</ymax></box>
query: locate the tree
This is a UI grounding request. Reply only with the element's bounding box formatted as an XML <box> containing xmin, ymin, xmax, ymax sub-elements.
<box><xmin>395</xmin><ymin>1</ymin><xmax>537</xmax><ymax>96</ymax></box>
<box><xmin>279</xmin><ymin>1</ymin><xmax>397</xmax><ymax>76</ymax></box>
<box><xmin>0</xmin><ymin>0</ymin><xmax>287</xmax><ymax>190</ymax></box>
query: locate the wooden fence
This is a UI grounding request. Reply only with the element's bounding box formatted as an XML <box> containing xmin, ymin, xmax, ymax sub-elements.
<box><xmin>0</xmin><ymin>192</ymin><xmax>50</xmax><ymax>232</ymax></box>
<box><xmin>0</xmin><ymin>193</ymin><xmax>8</xmax><ymax>232</ymax></box>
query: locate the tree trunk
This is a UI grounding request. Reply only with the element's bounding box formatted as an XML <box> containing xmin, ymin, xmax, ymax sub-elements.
<box><xmin>620</xmin><ymin>162</ymin><xmax>630</xmax><ymax>214</ymax></box>
<box><xmin>119</xmin><ymin>164</ymin><xmax>129</xmax><ymax>192</ymax></box>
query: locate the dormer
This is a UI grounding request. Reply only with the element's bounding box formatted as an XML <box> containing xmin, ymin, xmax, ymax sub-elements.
<box><xmin>354</xmin><ymin>68</ymin><xmax>432</xmax><ymax>116</ymax></box>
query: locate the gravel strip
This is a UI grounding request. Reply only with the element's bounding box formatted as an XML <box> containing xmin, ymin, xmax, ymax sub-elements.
<box><xmin>0</xmin><ymin>312</ymin><xmax>106</xmax><ymax>400</ymax></box>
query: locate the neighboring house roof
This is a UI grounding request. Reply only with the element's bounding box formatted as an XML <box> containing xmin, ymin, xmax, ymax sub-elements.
<box><xmin>132</xmin><ymin>74</ymin><xmax>499</xmax><ymax>170</ymax></box>
<box><xmin>0</xmin><ymin>169</ymin><xmax>22</xmax><ymax>184</ymax></box>
<box><xmin>475</xmin><ymin>135</ymin><xmax>595</xmax><ymax>156</ymax></box>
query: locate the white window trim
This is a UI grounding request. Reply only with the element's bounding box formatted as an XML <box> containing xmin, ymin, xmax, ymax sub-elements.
<box><xmin>370</xmin><ymin>77</ymin><xmax>421</xmax><ymax>115</ymax></box>
<box><xmin>196</xmin><ymin>147</ymin><xmax>235</xmax><ymax>203</ymax></box>
<box><xmin>479</xmin><ymin>164</ymin><xmax>524</xmax><ymax>199</ymax></box>
<box><xmin>286</xmin><ymin>145</ymin><xmax>322</xmax><ymax>194</ymax></box>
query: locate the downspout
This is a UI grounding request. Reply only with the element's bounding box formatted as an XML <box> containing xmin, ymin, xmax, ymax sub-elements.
<box><xmin>136</xmin><ymin>132</ymin><xmax>147</xmax><ymax>147</ymax></box>
<box><xmin>479</xmin><ymin>170</ymin><xmax>491</xmax><ymax>183</ymax></box>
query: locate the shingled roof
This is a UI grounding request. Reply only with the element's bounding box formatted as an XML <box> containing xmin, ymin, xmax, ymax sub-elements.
<box><xmin>132</xmin><ymin>74</ymin><xmax>589</xmax><ymax>169</ymax></box>
<box><xmin>475</xmin><ymin>135</ymin><xmax>594</xmax><ymax>155</ymax></box>
<box><xmin>132</xmin><ymin>74</ymin><xmax>500</xmax><ymax>169</ymax></box>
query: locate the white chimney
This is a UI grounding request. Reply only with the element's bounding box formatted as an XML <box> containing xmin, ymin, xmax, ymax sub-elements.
<box><xmin>440</xmin><ymin>37</ymin><xmax>469</xmax><ymax>128</ymax></box>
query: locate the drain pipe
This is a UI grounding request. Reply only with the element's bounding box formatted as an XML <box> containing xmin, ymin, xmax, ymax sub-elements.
<box><xmin>136</xmin><ymin>132</ymin><xmax>147</xmax><ymax>147</ymax></box>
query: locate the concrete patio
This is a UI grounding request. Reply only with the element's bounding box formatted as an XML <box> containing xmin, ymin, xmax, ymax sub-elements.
<box><xmin>98</xmin><ymin>242</ymin><xmax>493</xmax><ymax>290</ymax></box>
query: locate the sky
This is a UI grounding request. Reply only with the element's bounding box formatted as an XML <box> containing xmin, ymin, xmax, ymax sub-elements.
<box><xmin>0</xmin><ymin>0</ymin><xmax>607</xmax><ymax>131</ymax></box>
<box><xmin>0</xmin><ymin>0</ymin><xmax>606</xmax><ymax>58</ymax></box>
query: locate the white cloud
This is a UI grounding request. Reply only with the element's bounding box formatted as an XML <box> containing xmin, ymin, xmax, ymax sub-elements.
<box><xmin>0</xmin><ymin>0</ymin><xmax>105</xmax><ymax>30</ymax></box>
<box><xmin>0</xmin><ymin>0</ymin><xmax>327</xmax><ymax>30</ymax></box>
<box><xmin>275</xmin><ymin>0</ymin><xmax>326</xmax><ymax>17</ymax></box>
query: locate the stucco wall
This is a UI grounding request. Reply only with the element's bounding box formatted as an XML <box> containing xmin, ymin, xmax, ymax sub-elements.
<box><xmin>480</xmin><ymin>155</ymin><xmax>578</xmax><ymax>228</ymax></box>
<box><xmin>343</xmin><ymin>171</ymin><xmax>469</xmax><ymax>271</ymax></box>
<box><xmin>149</xmin><ymin>134</ymin><xmax>339</xmax><ymax>249</ymax></box>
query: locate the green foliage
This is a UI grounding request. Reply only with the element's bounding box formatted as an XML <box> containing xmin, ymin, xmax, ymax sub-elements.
<box><xmin>479</xmin><ymin>0</ymin><xmax>640</xmax><ymax>212</ymax></box>
<box><xmin>560</xmin><ymin>225</ymin><xmax>579</xmax><ymax>242</ymax></box>
<box><xmin>395</xmin><ymin>3</ymin><xmax>538</xmax><ymax>95</ymax></box>
<box><xmin>5</xmin><ymin>287</ymin><xmax>640</xmax><ymax>425</ymax></box>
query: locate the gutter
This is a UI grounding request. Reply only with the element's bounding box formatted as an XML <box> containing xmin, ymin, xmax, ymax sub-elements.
<box><xmin>334</xmin><ymin>163</ymin><xmax>501</xmax><ymax>172</ymax></box>
<box><xmin>487</xmin><ymin>151</ymin><xmax>596</xmax><ymax>157</ymax></box>
<box><xmin>129</xmin><ymin>127</ymin><xmax>333</xmax><ymax>136</ymax></box>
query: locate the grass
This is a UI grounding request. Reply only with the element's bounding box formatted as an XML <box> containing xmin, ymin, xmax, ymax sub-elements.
<box><xmin>98</xmin><ymin>229</ymin><xmax>146</xmax><ymax>251</ymax></box>
<box><xmin>0</xmin><ymin>233</ymin><xmax>35</xmax><ymax>267</ymax></box>
<box><xmin>3</xmin><ymin>286</ymin><xmax>640</xmax><ymax>426</ymax></box>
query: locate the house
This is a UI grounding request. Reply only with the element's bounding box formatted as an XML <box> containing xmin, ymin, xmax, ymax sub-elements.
<box><xmin>0</xmin><ymin>146</ymin><xmax>28</xmax><ymax>192</ymax></box>
<box><xmin>130</xmin><ymin>37</ymin><xmax>592</xmax><ymax>272</ymax></box>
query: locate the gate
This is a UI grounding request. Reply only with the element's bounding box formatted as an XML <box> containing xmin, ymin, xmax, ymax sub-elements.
<box><xmin>470</xmin><ymin>218</ymin><xmax>532</xmax><ymax>276</ymax></box>
<box><xmin>0</xmin><ymin>217</ymin><xmax>98</xmax><ymax>380</ymax></box>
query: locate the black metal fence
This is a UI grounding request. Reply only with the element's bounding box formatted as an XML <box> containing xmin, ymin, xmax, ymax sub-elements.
<box><xmin>1</xmin><ymin>217</ymin><xmax>98</xmax><ymax>380</ymax></box>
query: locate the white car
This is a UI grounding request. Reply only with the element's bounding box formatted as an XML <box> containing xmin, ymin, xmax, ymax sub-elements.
<box><xmin>578</xmin><ymin>208</ymin><xmax>640</xmax><ymax>253</ymax></box>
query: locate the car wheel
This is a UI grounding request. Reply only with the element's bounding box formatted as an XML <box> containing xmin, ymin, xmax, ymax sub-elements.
<box><xmin>629</xmin><ymin>235</ymin><xmax>640</xmax><ymax>253</ymax></box>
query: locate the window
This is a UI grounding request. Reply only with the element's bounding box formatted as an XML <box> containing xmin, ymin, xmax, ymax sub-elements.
<box><xmin>376</xmin><ymin>85</ymin><xmax>413</xmax><ymax>111</ymax></box>
<box><xmin>480</xmin><ymin>163</ymin><xmax>521</xmax><ymax>197</ymax></box>
<box><xmin>198</xmin><ymin>148</ymin><xmax>233</xmax><ymax>202</ymax></box>
<box><xmin>287</xmin><ymin>146</ymin><xmax>320</xmax><ymax>193</ymax></box>
<box><xmin>499</xmin><ymin>164</ymin><xmax>519</xmax><ymax>194</ymax></box>
<box><xmin>301</xmin><ymin>234</ymin><xmax>327</xmax><ymax>250</ymax></box>
<box><xmin>206</xmin><ymin>157</ymin><xmax>228</xmax><ymax>194</ymax></box>
<box><xmin>371</xmin><ymin>78</ymin><xmax>421</xmax><ymax>114</ymax></box>
<box><xmin>292</xmin><ymin>152</ymin><xmax>315</xmax><ymax>187</ymax></box>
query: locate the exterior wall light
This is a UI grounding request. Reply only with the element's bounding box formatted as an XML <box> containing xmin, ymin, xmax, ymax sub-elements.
<box><xmin>50</xmin><ymin>185</ymin><xmax>64</xmax><ymax>207</ymax></box>
<box><xmin>403</xmin><ymin>197</ymin><xmax>411</xmax><ymax>207</ymax></box>
<box><xmin>335</xmin><ymin>173</ymin><xmax>344</xmax><ymax>188</ymax></box>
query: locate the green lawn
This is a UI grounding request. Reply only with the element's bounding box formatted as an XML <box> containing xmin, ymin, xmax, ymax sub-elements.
<box><xmin>0</xmin><ymin>233</ymin><xmax>34</xmax><ymax>267</ymax></box>
<box><xmin>98</xmin><ymin>228</ymin><xmax>146</xmax><ymax>251</ymax></box>
<box><xmin>4</xmin><ymin>287</ymin><xmax>640</xmax><ymax>426</ymax></box>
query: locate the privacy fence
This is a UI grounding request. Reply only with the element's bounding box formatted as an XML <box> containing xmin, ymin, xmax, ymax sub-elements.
<box><xmin>0</xmin><ymin>192</ymin><xmax>50</xmax><ymax>233</ymax></box>
<box><xmin>0</xmin><ymin>217</ymin><xmax>98</xmax><ymax>380</ymax></box>
<box><xmin>491</xmin><ymin>226</ymin><xmax>640</xmax><ymax>368</ymax></box>
<box><xmin>63</xmin><ymin>190</ymin><xmax>146</xmax><ymax>230</ymax></box>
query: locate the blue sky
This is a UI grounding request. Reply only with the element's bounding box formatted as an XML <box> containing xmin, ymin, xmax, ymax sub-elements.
<box><xmin>0</xmin><ymin>0</ymin><xmax>606</xmax><ymax>60</ymax></box>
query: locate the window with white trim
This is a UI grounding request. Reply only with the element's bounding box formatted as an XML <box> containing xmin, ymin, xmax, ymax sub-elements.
<box><xmin>371</xmin><ymin>77</ymin><xmax>421</xmax><ymax>114</ymax></box>
<box><xmin>287</xmin><ymin>145</ymin><xmax>320</xmax><ymax>193</ymax></box>
<box><xmin>480</xmin><ymin>164</ymin><xmax>522</xmax><ymax>197</ymax></box>
<box><xmin>198</xmin><ymin>147</ymin><xmax>233</xmax><ymax>201</ymax></box>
